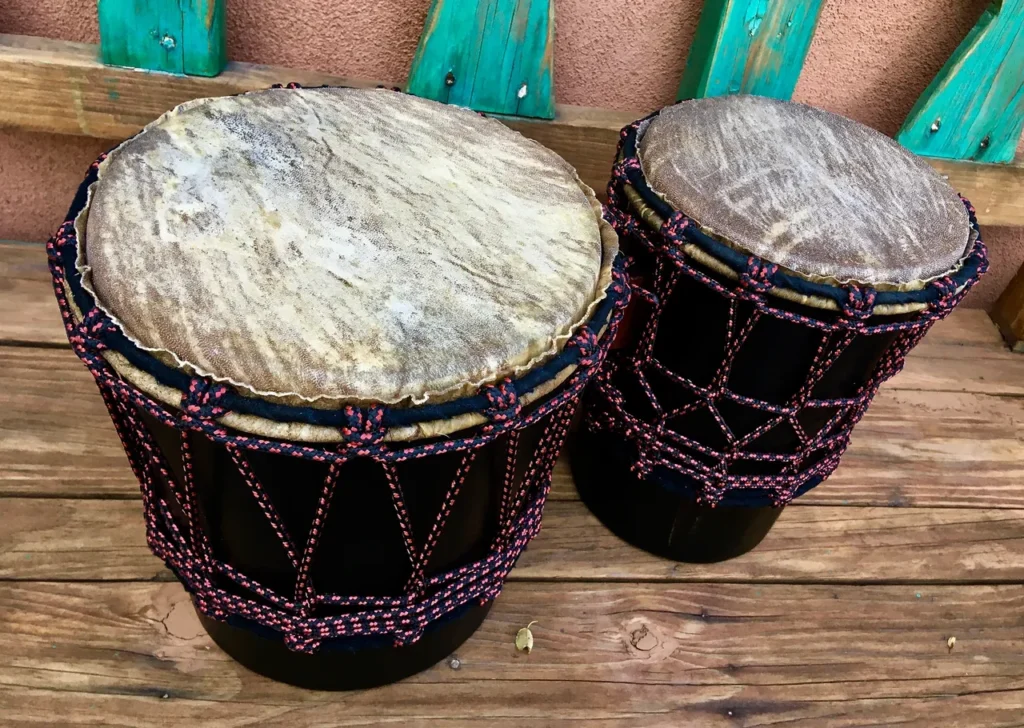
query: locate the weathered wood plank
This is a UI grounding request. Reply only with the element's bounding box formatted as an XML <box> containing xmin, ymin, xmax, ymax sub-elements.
<box><xmin>180</xmin><ymin>0</ymin><xmax>227</xmax><ymax>77</ymax></box>
<box><xmin>1</xmin><ymin>581</ymin><xmax>1023</xmax><ymax>726</ymax></box>
<box><xmin>6</xmin><ymin>688</ymin><xmax>1023</xmax><ymax>728</ymax></box>
<box><xmin>0</xmin><ymin>240</ymin><xmax>1009</xmax><ymax>354</ymax></box>
<box><xmin>2</xmin><ymin>340</ymin><xmax>1023</xmax><ymax>507</ymax></box>
<box><xmin>677</xmin><ymin>0</ymin><xmax>824</xmax><ymax>101</ymax></box>
<box><xmin>896</xmin><ymin>0</ymin><xmax>1024</xmax><ymax>163</ymax></box>
<box><xmin>407</xmin><ymin>0</ymin><xmax>555</xmax><ymax>118</ymax></box>
<box><xmin>0</xmin><ymin>347</ymin><xmax>137</xmax><ymax>498</ymax></box>
<box><xmin>3</xmin><ymin>498</ymin><xmax>1023</xmax><ymax>583</ymax></box>
<box><xmin>928</xmin><ymin>156</ymin><xmax>1024</xmax><ymax>227</ymax></box>
<box><xmin>100</xmin><ymin>0</ymin><xmax>180</xmax><ymax>76</ymax></box>
<box><xmin>0</xmin><ymin>242</ymin><xmax>64</xmax><ymax>345</ymax></box>
<box><xmin>0</xmin><ymin>34</ymin><xmax>1021</xmax><ymax>225</ymax></box>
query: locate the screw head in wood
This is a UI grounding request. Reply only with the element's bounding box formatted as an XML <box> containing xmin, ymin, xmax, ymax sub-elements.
<box><xmin>930</xmin><ymin>119</ymin><xmax>941</xmax><ymax>133</ymax></box>
<box><xmin>160</xmin><ymin>35</ymin><xmax>176</xmax><ymax>51</ymax></box>
<box><xmin>444</xmin><ymin>71</ymin><xmax>456</xmax><ymax>87</ymax></box>
<box><xmin>517</xmin><ymin>83</ymin><xmax>528</xmax><ymax>99</ymax></box>
<box><xmin>980</xmin><ymin>136</ymin><xmax>990</xmax><ymax>149</ymax></box>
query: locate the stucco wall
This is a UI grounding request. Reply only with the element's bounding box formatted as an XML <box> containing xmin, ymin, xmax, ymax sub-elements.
<box><xmin>0</xmin><ymin>0</ymin><xmax>1019</xmax><ymax>307</ymax></box>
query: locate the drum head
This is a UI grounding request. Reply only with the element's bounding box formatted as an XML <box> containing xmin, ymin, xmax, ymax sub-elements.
<box><xmin>638</xmin><ymin>95</ymin><xmax>971</xmax><ymax>286</ymax></box>
<box><xmin>78</xmin><ymin>88</ymin><xmax>610</xmax><ymax>406</ymax></box>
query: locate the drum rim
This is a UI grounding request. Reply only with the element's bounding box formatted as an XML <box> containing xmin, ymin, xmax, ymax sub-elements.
<box><xmin>615</xmin><ymin>111</ymin><xmax>988</xmax><ymax>317</ymax></box>
<box><xmin>51</xmin><ymin>140</ymin><xmax>629</xmax><ymax>443</ymax></box>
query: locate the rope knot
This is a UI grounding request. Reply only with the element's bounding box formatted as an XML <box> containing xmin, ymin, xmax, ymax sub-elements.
<box><xmin>48</xmin><ymin>221</ymin><xmax>77</xmax><ymax>255</ymax></box>
<box><xmin>569</xmin><ymin>328</ymin><xmax>601</xmax><ymax>367</ymax></box>
<box><xmin>340</xmin><ymin>405</ymin><xmax>386</xmax><ymax>446</ymax></box>
<box><xmin>739</xmin><ymin>257</ymin><xmax>778</xmax><ymax>295</ymax></box>
<box><xmin>610</xmin><ymin>208</ymin><xmax>646</xmax><ymax>244</ymax></box>
<box><xmin>841</xmin><ymin>286</ymin><xmax>877</xmax><ymax>322</ymax></box>
<box><xmin>611</xmin><ymin>156</ymin><xmax>642</xmax><ymax>185</ymax></box>
<box><xmin>181</xmin><ymin>379</ymin><xmax>230</xmax><ymax>421</ymax></box>
<box><xmin>72</xmin><ymin>308</ymin><xmax>117</xmax><ymax>353</ymax></box>
<box><xmin>659</xmin><ymin>211</ymin><xmax>690</xmax><ymax>242</ymax></box>
<box><xmin>483</xmin><ymin>379</ymin><xmax>522</xmax><ymax>423</ymax></box>
<box><xmin>929</xmin><ymin>276</ymin><xmax>958</xmax><ymax>307</ymax></box>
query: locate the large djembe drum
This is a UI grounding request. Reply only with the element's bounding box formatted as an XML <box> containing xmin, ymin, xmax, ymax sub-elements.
<box><xmin>575</xmin><ymin>95</ymin><xmax>986</xmax><ymax>563</ymax></box>
<box><xmin>49</xmin><ymin>87</ymin><xmax>625</xmax><ymax>689</ymax></box>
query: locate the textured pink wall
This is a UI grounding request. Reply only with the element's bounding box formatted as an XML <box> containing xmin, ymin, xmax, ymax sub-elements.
<box><xmin>0</xmin><ymin>0</ymin><xmax>1018</xmax><ymax>307</ymax></box>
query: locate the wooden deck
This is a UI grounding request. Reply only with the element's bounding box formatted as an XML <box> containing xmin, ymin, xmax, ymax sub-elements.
<box><xmin>2</xmin><ymin>239</ymin><xmax>1024</xmax><ymax>725</ymax></box>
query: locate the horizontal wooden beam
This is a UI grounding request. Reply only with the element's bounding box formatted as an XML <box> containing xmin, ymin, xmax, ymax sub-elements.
<box><xmin>1</xmin><ymin>33</ymin><xmax>1021</xmax><ymax>226</ymax></box>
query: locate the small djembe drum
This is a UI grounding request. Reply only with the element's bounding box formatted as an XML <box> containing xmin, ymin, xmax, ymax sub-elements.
<box><xmin>574</xmin><ymin>95</ymin><xmax>986</xmax><ymax>563</ymax></box>
<box><xmin>50</xmin><ymin>87</ymin><xmax>625</xmax><ymax>689</ymax></box>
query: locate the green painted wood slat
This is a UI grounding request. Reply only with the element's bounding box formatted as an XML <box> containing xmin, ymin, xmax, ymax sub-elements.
<box><xmin>406</xmin><ymin>0</ymin><xmax>555</xmax><ymax>119</ymax></box>
<box><xmin>98</xmin><ymin>0</ymin><xmax>226</xmax><ymax>77</ymax></box>
<box><xmin>897</xmin><ymin>0</ymin><xmax>1024</xmax><ymax>163</ymax></box>
<box><xmin>677</xmin><ymin>0</ymin><xmax>824</xmax><ymax>101</ymax></box>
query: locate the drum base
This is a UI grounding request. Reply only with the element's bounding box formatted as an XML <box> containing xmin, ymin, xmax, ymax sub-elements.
<box><xmin>196</xmin><ymin>601</ymin><xmax>492</xmax><ymax>690</ymax></box>
<box><xmin>571</xmin><ymin>432</ymin><xmax>782</xmax><ymax>563</ymax></box>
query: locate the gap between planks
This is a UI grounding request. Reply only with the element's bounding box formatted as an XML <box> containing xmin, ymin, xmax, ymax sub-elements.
<box><xmin>2</xmin><ymin>498</ymin><xmax>1024</xmax><ymax>584</ymax></box>
<box><xmin>1</xmin><ymin>581</ymin><xmax>1023</xmax><ymax>726</ymax></box>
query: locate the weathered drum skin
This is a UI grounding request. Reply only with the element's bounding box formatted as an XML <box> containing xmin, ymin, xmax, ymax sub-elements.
<box><xmin>574</xmin><ymin>95</ymin><xmax>984</xmax><ymax>564</ymax></box>
<box><xmin>80</xmin><ymin>87</ymin><xmax>604</xmax><ymax>407</ymax></box>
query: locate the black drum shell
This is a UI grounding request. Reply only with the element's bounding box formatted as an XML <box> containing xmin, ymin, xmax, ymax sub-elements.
<box><xmin>142</xmin><ymin>408</ymin><xmax>548</xmax><ymax>690</ymax></box>
<box><xmin>574</xmin><ymin>227</ymin><xmax>915</xmax><ymax>563</ymax></box>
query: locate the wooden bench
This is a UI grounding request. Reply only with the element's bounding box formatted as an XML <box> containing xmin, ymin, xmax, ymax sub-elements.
<box><xmin>3</xmin><ymin>237</ymin><xmax>1024</xmax><ymax>723</ymax></box>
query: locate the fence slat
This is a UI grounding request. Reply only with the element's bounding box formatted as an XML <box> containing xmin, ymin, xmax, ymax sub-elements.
<box><xmin>677</xmin><ymin>0</ymin><xmax>824</xmax><ymax>101</ymax></box>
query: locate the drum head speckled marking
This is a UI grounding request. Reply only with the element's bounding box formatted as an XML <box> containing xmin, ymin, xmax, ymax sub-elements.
<box><xmin>638</xmin><ymin>95</ymin><xmax>970</xmax><ymax>285</ymax></box>
<box><xmin>77</xmin><ymin>88</ymin><xmax>611</xmax><ymax>405</ymax></box>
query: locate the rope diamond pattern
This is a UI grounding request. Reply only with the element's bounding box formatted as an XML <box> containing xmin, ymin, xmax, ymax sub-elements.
<box><xmin>584</xmin><ymin>119</ymin><xmax>988</xmax><ymax>508</ymax></box>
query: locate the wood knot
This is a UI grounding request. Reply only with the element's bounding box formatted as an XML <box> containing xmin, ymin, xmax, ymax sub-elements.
<box><xmin>630</xmin><ymin>624</ymin><xmax>658</xmax><ymax>651</ymax></box>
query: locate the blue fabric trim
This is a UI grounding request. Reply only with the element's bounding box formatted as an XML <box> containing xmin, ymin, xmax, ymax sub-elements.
<box><xmin>61</xmin><ymin>159</ymin><xmax>626</xmax><ymax>429</ymax></box>
<box><xmin>620</xmin><ymin>118</ymin><xmax>984</xmax><ymax>309</ymax></box>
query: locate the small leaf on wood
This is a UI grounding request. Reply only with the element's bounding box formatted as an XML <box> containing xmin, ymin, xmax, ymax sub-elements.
<box><xmin>515</xmin><ymin>621</ymin><xmax>538</xmax><ymax>653</ymax></box>
<box><xmin>947</xmin><ymin>636</ymin><xmax>957</xmax><ymax>652</ymax></box>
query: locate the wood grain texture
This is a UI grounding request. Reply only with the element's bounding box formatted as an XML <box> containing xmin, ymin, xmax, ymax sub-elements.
<box><xmin>1</xmin><ymin>581</ymin><xmax>1023</xmax><ymax>726</ymax></box>
<box><xmin>677</xmin><ymin>0</ymin><xmax>825</xmax><ymax>101</ymax></box>
<box><xmin>896</xmin><ymin>0</ymin><xmax>1024</xmax><ymax>164</ymax></box>
<box><xmin>0</xmin><ymin>346</ymin><xmax>137</xmax><ymax>498</ymax></box>
<box><xmin>5</xmin><ymin>687</ymin><xmax>1022</xmax><ymax>728</ymax></box>
<box><xmin>98</xmin><ymin>0</ymin><xmax>226</xmax><ymax>77</ymax></box>
<box><xmin>4</xmin><ymin>498</ymin><xmax>1024</xmax><ymax>583</ymax></box>
<box><xmin>0</xmin><ymin>34</ymin><xmax>1020</xmax><ymax>225</ymax></box>
<box><xmin>407</xmin><ymin>0</ymin><xmax>555</xmax><ymax>118</ymax></box>
<box><xmin>180</xmin><ymin>0</ymin><xmax>227</xmax><ymax>77</ymax></box>
<box><xmin>928</xmin><ymin>156</ymin><xmax>1024</xmax><ymax>228</ymax></box>
<box><xmin>1</xmin><ymin>318</ymin><xmax>1022</xmax><ymax>507</ymax></box>
<box><xmin>992</xmin><ymin>257</ymin><xmax>1024</xmax><ymax>352</ymax></box>
<box><xmin>0</xmin><ymin>242</ymin><xmax>64</xmax><ymax>345</ymax></box>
